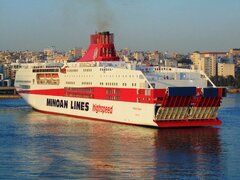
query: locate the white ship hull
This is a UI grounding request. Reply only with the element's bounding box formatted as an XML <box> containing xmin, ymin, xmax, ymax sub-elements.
<box><xmin>21</xmin><ymin>93</ymin><xmax>157</xmax><ymax>127</ymax></box>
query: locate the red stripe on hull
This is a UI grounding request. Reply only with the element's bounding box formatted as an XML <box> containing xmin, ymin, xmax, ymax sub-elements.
<box><xmin>18</xmin><ymin>87</ymin><xmax>156</xmax><ymax>104</ymax></box>
<box><xmin>154</xmin><ymin>119</ymin><xmax>222</xmax><ymax>128</ymax></box>
<box><xmin>18</xmin><ymin>87</ymin><xmax>225</xmax><ymax>107</ymax></box>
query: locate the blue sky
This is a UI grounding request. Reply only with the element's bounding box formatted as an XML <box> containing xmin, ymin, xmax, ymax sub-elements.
<box><xmin>0</xmin><ymin>0</ymin><xmax>240</xmax><ymax>53</ymax></box>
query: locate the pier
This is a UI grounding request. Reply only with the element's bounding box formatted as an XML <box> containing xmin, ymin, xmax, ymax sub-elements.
<box><xmin>0</xmin><ymin>87</ymin><xmax>21</xmax><ymax>99</ymax></box>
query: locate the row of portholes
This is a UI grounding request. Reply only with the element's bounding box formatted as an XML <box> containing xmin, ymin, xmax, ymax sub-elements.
<box><xmin>99</xmin><ymin>82</ymin><xmax>138</xmax><ymax>87</ymax></box>
<box><xmin>100</xmin><ymin>82</ymin><xmax>118</xmax><ymax>86</ymax></box>
<box><xmin>83</xmin><ymin>69</ymin><xmax>92</xmax><ymax>72</ymax></box>
<box><xmin>100</xmin><ymin>68</ymin><xmax>112</xmax><ymax>71</ymax></box>
<box><xmin>64</xmin><ymin>75</ymin><xmax>93</xmax><ymax>78</ymax></box>
<box><xmin>82</xmin><ymin>82</ymin><xmax>92</xmax><ymax>85</ymax></box>
<box><xmin>100</xmin><ymin>74</ymin><xmax>139</xmax><ymax>78</ymax></box>
<box><xmin>64</xmin><ymin>74</ymin><xmax>140</xmax><ymax>78</ymax></box>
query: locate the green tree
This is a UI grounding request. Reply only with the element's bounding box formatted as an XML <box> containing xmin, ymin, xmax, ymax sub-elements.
<box><xmin>226</xmin><ymin>75</ymin><xmax>235</xmax><ymax>86</ymax></box>
<box><xmin>236</xmin><ymin>75</ymin><xmax>240</xmax><ymax>88</ymax></box>
<box><xmin>218</xmin><ymin>76</ymin><xmax>225</xmax><ymax>86</ymax></box>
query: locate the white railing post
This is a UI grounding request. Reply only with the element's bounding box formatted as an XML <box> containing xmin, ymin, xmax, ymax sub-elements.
<box><xmin>200</xmin><ymin>71</ymin><xmax>216</xmax><ymax>87</ymax></box>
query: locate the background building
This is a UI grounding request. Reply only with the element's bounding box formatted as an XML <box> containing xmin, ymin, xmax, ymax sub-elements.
<box><xmin>133</xmin><ymin>52</ymin><xmax>144</xmax><ymax>61</ymax></box>
<box><xmin>69</xmin><ymin>47</ymin><xmax>82</xmax><ymax>60</ymax></box>
<box><xmin>191</xmin><ymin>52</ymin><xmax>227</xmax><ymax>77</ymax></box>
<box><xmin>44</xmin><ymin>46</ymin><xmax>55</xmax><ymax>61</ymax></box>
<box><xmin>164</xmin><ymin>59</ymin><xmax>178</xmax><ymax>68</ymax></box>
<box><xmin>218</xmin><ymin>63</ymin><xmax>235</xmax><ymax>78</ymax></box>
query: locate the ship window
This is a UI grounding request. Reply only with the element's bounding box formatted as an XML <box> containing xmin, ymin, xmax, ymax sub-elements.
<box><xmin>145</xmin><ymin>89</ymin><xmax>151</xmax><ymax>96</ymax></box>
<box><xmin>64</xmin><ymin>87</ymin><xmax>94</xmax><ymax>98</ymax></box>
<box><xmin>106</xmin><ymin>95</ymin><xmax>120</xmax><ymax>101</ymax></box>
<box><xmin>20</xmin><ymin>85</ymin><xmax>30</xmax><ymax>89</ymax></box>
<box><xmin>36</xmin><ymin>73</ymin><xmax>60</xmax><ymax>85</ymax></box>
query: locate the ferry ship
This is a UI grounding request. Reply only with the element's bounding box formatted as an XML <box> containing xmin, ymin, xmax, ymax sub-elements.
<box><xmin>15</xmin><ymin>32</ymin><xmax>226</xmax><ymax>128</ymax></box>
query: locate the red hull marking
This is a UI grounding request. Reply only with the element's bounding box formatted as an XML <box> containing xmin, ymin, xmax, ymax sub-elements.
<box><xmin>18</xmin><ymin>87</ymin><xmax>225</xmax><ymax>107</ymax></box>
<box><xmin>154</xmin><ymin>119</ymin><xmax>222</xmax><ymax>128</ymax></box>
<box><xmin>18</xmin><ymin>87</ymin><xmax>156</xmax><ymax>104</ymax></box>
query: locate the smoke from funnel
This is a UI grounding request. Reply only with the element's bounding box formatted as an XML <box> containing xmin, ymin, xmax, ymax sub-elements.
<box><xmin>93</xmin><ymin>0</ymin><xmax>114</xmax><ymax>31</ymax></box>
<box><xmin>61</xmin><ymin>0</ymin><xmax>115</xmax><ymax>32</ymax></box>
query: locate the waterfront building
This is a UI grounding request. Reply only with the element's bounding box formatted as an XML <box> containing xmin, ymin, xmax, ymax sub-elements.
<box><xmin>69</xmin><ymin>47</ymin><xmax>82</xmax><ymax>59</ymax></box>
<box><xmin>133</xmin><ymin>51</ymin><xmax>144</xmax><ymax>61</ymax></box>
<box><xmin>191</xmin><ymin>52</ymin><xmax>227</xmax><ymax>77</ymax></box>
<box><xmin>164</xmin><ymin>59</ymin><xmax>178</xmax><ymax>67</ymax></box>
<box><xmin>10</xmin><ymin>63</ymin><xmax>22</xmax><ymax>80</ymax></box>
<box><xmin>44</xmin><ymin>47</ymin><xmax>55</xmax><ymax>61</ymax></box>
<box><xmin>54</xmin><ymin>55</ymin><xmax>68</xmax><ymax>63</ymax></box>
<box><xmin>122</xmin><ymin>55</ymin><xmax>130</xmax><ymax>62</ymax></box>
<box><xmin>122</xmin><ymin>48</ymin><xmax>130</xmax><ymax>56</ymax></box>
<box><xmin>218</xmin><ymin>63</ymin><xmax>235</xmax><ymax>78</ymax></box>
<box><xmin>0</xmin><ymin>73</ymin><xmax>3</xmax><ymax>81</ymax></box>
<box><xmin>0</xmin><ymin>64</ymin><xmax>3</xmax><ymax>74</ymax></box>
<box><xmin>3</xmin><ymin>64</ymin><xmax>11</xmax><ymax>79</ymax></box>
<box><xmin>149</xmin><ymin>51</ymin><xmax>161</xmax><ymax>62</ymax></box>
<box><xmin>190</xmin><ymin>52</ymin><xmax>201</xmax><ymax>70</ymax></box>
<box><xmin>229</xmin><ymin>48</ymin><xmax>240</xmax><ymax>56</ymax></box>
<box><xmin>0</xmin><ymin>73</ymin><xmax>3</xmax><ymax>86</ymax></box>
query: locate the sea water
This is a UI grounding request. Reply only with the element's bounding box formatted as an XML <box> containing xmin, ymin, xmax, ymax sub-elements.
<box><xmin>0</xmin><ymin>94</ymin><xmax>240</xmax><ymax>179</ymax></box>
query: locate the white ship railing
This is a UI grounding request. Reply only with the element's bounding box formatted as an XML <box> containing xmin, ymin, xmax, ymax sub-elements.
<box><xmin>199</xmin><ymin>70</ymin><xmax>216</xmax><ymax>87</ymax></box>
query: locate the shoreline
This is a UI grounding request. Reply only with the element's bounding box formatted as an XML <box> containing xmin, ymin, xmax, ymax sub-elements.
<box><xmin>0</xmin><ymin>95</ymin><xmax>21</xmax><ymax>99</ymax></box>
<box><xmin>227</xmin><ymin>89</ymin><xmax>240</xmax><ymax>93</ymax></box>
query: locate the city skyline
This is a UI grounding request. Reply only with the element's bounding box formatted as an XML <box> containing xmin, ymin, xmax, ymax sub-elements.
<box><xmin>0</xmin><ymin>0</ymin><xmax>240</xmax><ymax>53</ymax></box>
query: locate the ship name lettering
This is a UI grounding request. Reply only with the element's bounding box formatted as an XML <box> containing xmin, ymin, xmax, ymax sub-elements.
<box><xmin>46</xmin><ymin>98</ymin><xmax>68</xmax><ymax>109</ymax></box>
<box><xmin>70</xmin><ymin>101</ymin><xmax>89</xmax><ymax>111</ymax></box>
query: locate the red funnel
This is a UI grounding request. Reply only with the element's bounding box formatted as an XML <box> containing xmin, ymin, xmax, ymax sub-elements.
<box><xmin>77</xmin><ymin>32</ymin><xmax>119</xmax><ymax>62</ymax></box>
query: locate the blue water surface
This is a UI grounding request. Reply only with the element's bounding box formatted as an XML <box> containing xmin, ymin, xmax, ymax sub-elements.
<box><xmin>0</xmin><ymin>94</ymin><xmax>240</xmax><ymax>179</ymax></box>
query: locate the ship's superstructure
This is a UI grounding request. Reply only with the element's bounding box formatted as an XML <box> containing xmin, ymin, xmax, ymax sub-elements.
<box><xmin>15</xmin><ymin>32</ymin><xmax>225</xmax><ymax>127</ymax></box>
